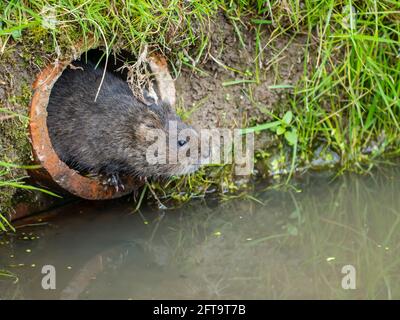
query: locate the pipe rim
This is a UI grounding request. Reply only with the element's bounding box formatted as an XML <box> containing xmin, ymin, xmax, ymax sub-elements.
<box><xmin>29</xmin><ymin>56</ymin><xmax>141</xmax><ymax>200</ymax></box>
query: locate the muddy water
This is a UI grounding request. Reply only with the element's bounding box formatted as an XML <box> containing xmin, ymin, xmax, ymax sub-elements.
<box><xmin>1</xmin><ymin>165</ymin><xmax>400</xmax><ymax>299</ymax></box>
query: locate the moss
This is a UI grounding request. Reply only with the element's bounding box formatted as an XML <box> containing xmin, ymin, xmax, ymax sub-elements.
<box><xmin>0</xmin><ymin>77</ymin><xmax>30</xmax><ymax>214</ymax></box>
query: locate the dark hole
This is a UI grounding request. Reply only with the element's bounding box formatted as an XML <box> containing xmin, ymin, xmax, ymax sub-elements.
<box><xmin>80</xmin><ymin>48</ymin><xmax>136</xmax><ymax>81</ymax></box>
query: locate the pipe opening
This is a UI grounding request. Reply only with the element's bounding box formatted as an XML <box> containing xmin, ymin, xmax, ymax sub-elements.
<box><xmin>29</xmin><ymin>48</ymin><xmax>145</xmax><ymax>200</ymax></box>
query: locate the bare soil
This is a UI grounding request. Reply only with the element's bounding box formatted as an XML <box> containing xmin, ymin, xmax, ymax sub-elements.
<box><xmin>175</xmin><ymin>14</ymin><xmax>312</xmax><ymax>130</ymax></box>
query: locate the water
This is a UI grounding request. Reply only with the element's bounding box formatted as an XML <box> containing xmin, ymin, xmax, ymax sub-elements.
<box><xmin>1</xmin><ymin>165</ymin><xmax>400</xmax><ymax>299</ymax></box>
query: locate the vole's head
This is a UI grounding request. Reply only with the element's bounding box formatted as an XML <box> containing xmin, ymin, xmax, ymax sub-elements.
<box><xmin>131</xmin><ymin>102</ymin><xmax>208</xmax><ymax>178</ymax></box>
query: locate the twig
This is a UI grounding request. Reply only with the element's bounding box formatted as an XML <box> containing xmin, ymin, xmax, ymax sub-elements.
<box><xmin>0</xmin><ymin>115</ymin><xmax>16</xmax><ymax>121</ymax></box>
<box><xmin>145</xmin><ymin>177</ymin><xmax>168</xmax><ymax>210</ymax></box>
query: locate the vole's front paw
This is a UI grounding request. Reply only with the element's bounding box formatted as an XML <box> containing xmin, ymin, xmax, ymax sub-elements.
<box><xmin>103</xmin><ymin>173</ymin><xmax>125</xmax><ymax>192</ymax></box>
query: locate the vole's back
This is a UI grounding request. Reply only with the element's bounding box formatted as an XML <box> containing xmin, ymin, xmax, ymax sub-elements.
<box><xmin>47</xmin><ymin>60</ymin><xmax>141</xmax><ymax>175</ymax></box>
<box><xmin>47</xmin><ymin>59</ymin><xmax>203</xmax><ymax>181</ymax></box>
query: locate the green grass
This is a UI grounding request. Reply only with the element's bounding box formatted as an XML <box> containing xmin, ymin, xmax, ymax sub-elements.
<box><xmin>0</xmin><ymin>0</ymin><xmax>222</xmax><ymax>59</ymax></box>
<box><xmin>0</xmin><ymin>162</ymin><xmax>59</xmax><ymax>231</ymax></box>
<box><xmin>233</xmin><ymin>1</ymin><xmax>400</xmax><ymax>174</ymax></box>
<box><xmin>1</xmin><ymin>1</ymin><xmax>399</xmax><ymax>207</ymax></box>
<box><xmin>289</xmin><ymin>0</ymin><xmax>400</xmax><ymax>172</ymax></box>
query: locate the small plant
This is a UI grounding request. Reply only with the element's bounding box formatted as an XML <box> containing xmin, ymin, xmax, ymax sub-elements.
<box><xmin>273</xmin><ymin>111</ymin><xmax>298</xmax><ymax>147</ymax></box>
<box><xmin>240</xmin><ymin>111</ymin><xmax>299</xmax><ymax>182</ymax></box>
<box><xmin>0</xmin><ymin>161</ymin><xmax>60</xmax><ymax>232</ymax></box>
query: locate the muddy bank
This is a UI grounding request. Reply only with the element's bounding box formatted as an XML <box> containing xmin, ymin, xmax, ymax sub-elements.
<box><xmin>176</xmin><ymin>14</ymin><xmax>311</xmax><ymax>130</ymax></box>
<box><xmin>0</xmin><ymin>14</ymin><xmax>316</xmax><ymax>218</ymax></box>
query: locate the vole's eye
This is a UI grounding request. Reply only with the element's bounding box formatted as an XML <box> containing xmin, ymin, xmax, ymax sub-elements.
<box><xmin>178</xmin><ymin>139</ymin><xmax>187</xmax><ymax>147</ymax></box>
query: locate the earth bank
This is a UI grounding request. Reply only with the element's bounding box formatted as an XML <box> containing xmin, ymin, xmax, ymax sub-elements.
<box><xmin>0</xmin><ymin>14</ymin><xmax>338</xmax><ymax>219</ymax></box>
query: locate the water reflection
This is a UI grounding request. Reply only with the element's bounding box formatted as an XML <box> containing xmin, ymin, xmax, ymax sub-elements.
<box><xmin>1</xmin><ymin>165</ymin><xmax>400</xmax><ymax>299</ymax></box>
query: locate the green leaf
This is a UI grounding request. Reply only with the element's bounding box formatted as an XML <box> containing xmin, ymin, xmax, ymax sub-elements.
<box><xmin>0</xmin><ymin>161</ymin><xmax>41</xmax><ymax>169</ymax></box>
<box><xmin>11</xmin><ymin>29</ymin><xmax>22</xmax><ymax>40</ymax></box>
<box><xmin>239</xmin><ymin>120</ymin><xmax>281</xmax><ymax>135</ymax></box>
<box><xmin>276</xmin><ymin>126</ymin><xmax>286</xmax><ymax>135</ymax></box>
<box><xmin>282</xmin><ymin>111</ymin><xmax>293</xmax><ymax>125</ymax></box>
<box><xmin>251</xmin><ymin>19</ymin><xmax>272</xmax><ymax>25</ymax></box>
<box><xmin>0</xmin><ymin>214</ymin><xmax>15</xmax><ymax>232</ymax></box>
<box><xmin>364</xmin><ymin>104</ymin><xmax>376</xmax><ymax>131</ymax></box>
<box><xmin>222</xmin><ymin>79</ymin><xmax>257</xmax><ymax>86</ymax></box>
<box><xmin>284</xmin><ymin>129</ymin><xmax>298</xmax><ymax>146</ymax></box>
<box><xmin>268</xmin><ymin>84</ymin><xmax>294</xmax><ymax>90</ymax></box>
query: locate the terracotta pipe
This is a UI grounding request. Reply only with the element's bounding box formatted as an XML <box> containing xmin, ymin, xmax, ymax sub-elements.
<box><xmin>28</xmin><ymin>49</ymin><xmax>175</xmax><ymax>200</ymax></box>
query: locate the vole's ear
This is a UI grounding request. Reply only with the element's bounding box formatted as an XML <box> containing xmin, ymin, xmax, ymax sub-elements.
<box><xmin>143</xmin><ymin>88</ymin><xmax>157</xmax><ymax>105</ymax></box>
<box><xmin>147</xmin><ymin>101</ymin><xmax>172</xmax><ymax>121</ymax></box>
<box><xmin>149</xmin><ymin>99</ymin><xmax>172</xmax><ymax>112</ymax></box>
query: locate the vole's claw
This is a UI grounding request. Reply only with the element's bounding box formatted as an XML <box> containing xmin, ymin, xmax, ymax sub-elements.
<box><xmin>104</xmin><ymin>173</ymin><xmax>125</xmax><ymax>192</ymax></box>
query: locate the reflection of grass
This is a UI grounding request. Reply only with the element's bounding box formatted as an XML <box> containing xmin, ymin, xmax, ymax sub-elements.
<box><xmin>0</xmin><ymin>269</ymin><xmax>19</xmax><ymax>283</ymax></box>
<box><xmin>160</xmin><ymin>166</ymin><xmax>400</xmax><ymax>299</ymax></box>
<box><xmin>1</xmin><ymin>167</ymin><xmax>398</xmax><ymax>298</ymax></box>
<box><xmin>268</xmin><ymin>167</ymin><xmax>400</xmax><ymax>299</ymax></box>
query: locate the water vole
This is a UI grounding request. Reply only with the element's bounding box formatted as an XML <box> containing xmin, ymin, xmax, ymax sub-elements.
<box><xmin>47</xmin><ymin>59</ymin><xmax>203</xmax><ymax>190</ymax></box>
